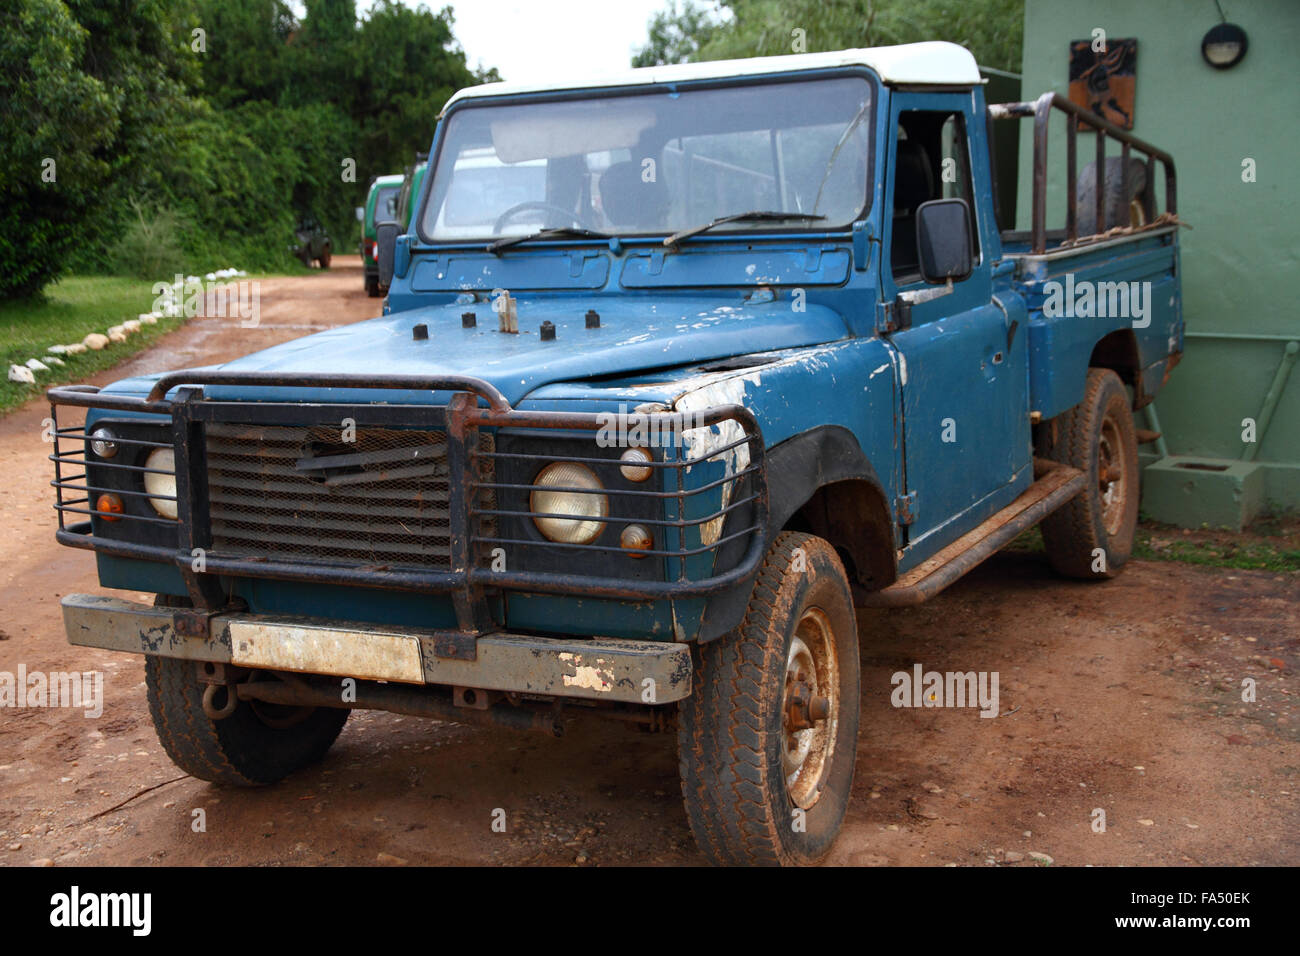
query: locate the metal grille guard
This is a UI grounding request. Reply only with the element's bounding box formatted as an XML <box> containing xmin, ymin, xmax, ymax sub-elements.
<box><xmin>47</xmin><ymin>372</ymin><xmax>769</xmax><ymax>630</ymax></box>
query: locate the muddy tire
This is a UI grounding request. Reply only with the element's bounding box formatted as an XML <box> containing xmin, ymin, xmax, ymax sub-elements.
<box><xmin>678</xmin><ymin>532</ymin><xmax>860</xmax><ymax>866</ymax></box>
<box><xmin>1075</xmin><ymin>156</ymin><xmax>1148</xmax><ymax>235</ymax></box>
<box><xmin>1035</xmin><ymin>368</ymin><xmax>1139</xmax><ymax>579</ymax></box>
<box><xmin>144</xmin><ymin>654</ymin><xmax>349</xmax><ymax>786</ymax></box>
<box><xmin>316</xmin><ymin>248</ymin><xmax>332</xmax><ymax>269</ymax></box>
<box><xmin>365</xmin><ymin>273</ymin><xmax>380</xmax><ymax>297</ymax></box>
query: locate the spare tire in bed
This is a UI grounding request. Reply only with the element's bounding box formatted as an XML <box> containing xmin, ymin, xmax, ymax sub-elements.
<box><xmin>1075</xmin><ymin>156</ymin><xmax>1148</xmax><ymax>235</ymax></box>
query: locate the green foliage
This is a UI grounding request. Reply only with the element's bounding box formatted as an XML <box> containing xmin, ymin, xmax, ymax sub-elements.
<box><xmin>59</xmin><ymin>0</ymin><xmax>207</xmax><ymax>274</ymax></box>
<box><xmin>1011</xmin><ymin>522</ymin><xmax>1300</xmax><ymax>573</ymax></box>
<box><xmin>0</xmin><ymin>276</ymin><xmax>185</xmax><ymax>414</ymax></box>
<box><xmin>183</xmin><ymin>0</ymin><xmax>484</xmax><ymax>264</ymax></box>
<box><xmin>351</xmin><ymin>2</ymin><xmax>479</xmax><ymax>175</ymax></box>
<box><xmin>0</xmin><ymin>0</ymin><xmax>117</xmax><ymax>297</ymax></box>
<box><xmin>2</xmin><ymin>0</ymin><xmax>488</xmax><ymax>297</ymax></box>
<box><xmin>109</xmin><ymin>198</ymin><xmax>191</xmax><ymax>279</ymax></box>
<box><xmin>185</xmin><ymin>0</ymin><xmax>296</xmax><ymax>108</ymax></box>
<box><xmin>633</xmin><ymin>0</ymin><xmax>722</xmax><ymax>67</ymax></box>
<box><xmin>634</xmin><ymin>0</ymin><xmax>1025</xmax><ymax>75</ymax></box>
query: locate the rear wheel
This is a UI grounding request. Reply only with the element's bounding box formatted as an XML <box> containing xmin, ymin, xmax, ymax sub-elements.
<box><xmin>1035</xmin><ymin>368</ymin><xmax>1139</xmax><ymax>578</ymax></box>
<box><xmin>365</xmin><ymin>274</ymin><xmax>380</xmax><ymax>297</ymax></box>
<box><xmin>316</xmin><ymin>247</ymin><xmax>332</xmax><ymax>269</ymax></box>
<box><xmin>678</xmin><ymin>532</ymin><xmax>861</xmax><ymax>865</ymax></box>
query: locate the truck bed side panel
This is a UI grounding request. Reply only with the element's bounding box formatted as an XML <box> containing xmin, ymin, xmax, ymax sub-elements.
<box><xmin>1010</xmin><ymin>228</ymin><xmax>1183</xmax><ymax>420</ymax></box>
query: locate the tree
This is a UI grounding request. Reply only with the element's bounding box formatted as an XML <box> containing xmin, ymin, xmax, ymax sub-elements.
<box><xmin>633</xmin><ymin>0</ymin><xmax>721</xmax><ymax>67</ymax></box>
<box><xmin>190</xmin><ymin>0</ymin><xmax>296</xmax><ymax>108</ymax></box>
<box><xmin>61</xmin><ymin>0</ymin><xmax>208</xmax><ymax>266</ymax></box>
<box><xmin>284</xmin><ymin>0</ymin><xmax>357</xmax><ymax>108</ymax></box>
<box><xmin>352</xmin><ymin>3</ymin><xmax>481</xmax><ymax>174</ymax></box>
<box><xmin>633</xmin><ymin>0</ymin><xmax>1025</xmax><ymax>75</ymax></box>
<box><xmin>1</xmin><ymin>0</ymin><xmax>494</xmax><ymax>295</ymax></box>
<box><xmin>0</xmin><ymin>0</ymin><xmax>117</xmax><ymax>297</ymax></box>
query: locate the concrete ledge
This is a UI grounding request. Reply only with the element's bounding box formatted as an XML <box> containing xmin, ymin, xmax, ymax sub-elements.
<box><xmin>1140</xmin><ymin>456</ymin><xmax>1265</xmax><ymax>531</ymax></box>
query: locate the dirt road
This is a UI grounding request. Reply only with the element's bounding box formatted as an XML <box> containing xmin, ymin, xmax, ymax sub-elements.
<box><xmin>1</xmin><ymin>258</ymin><xmax>1296</xmax><ymax>867</ymax></box>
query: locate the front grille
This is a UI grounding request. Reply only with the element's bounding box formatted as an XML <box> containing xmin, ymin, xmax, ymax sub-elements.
<box><xmin>205</xmin><ymin>423</ymin><xmax>495</xmax><ymax>570</ymax></box>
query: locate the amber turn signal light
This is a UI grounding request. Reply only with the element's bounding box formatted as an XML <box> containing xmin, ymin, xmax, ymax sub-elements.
<box><xmin>95</xmin><ymin>493</ymin><xmax>124</xmax><ymax>521</ymax></box>
<box><xmin>620</xmin><ymin>524</ymin><xmax>653</xmax><ymax>557</ymax></box>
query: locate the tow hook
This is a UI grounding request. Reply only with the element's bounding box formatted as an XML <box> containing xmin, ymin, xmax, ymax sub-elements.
<box><xmin>202</xmin><ymin>683</ymin><xmax>239</xmax><ymax>720</ymax></box>
<box><xmin>197</xmin><ymin>661</ymin><xmax>242</xmax><ymax>720</ymax></box>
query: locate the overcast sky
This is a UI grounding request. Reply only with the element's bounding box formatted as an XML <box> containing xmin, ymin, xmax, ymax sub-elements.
<box><xmin>358</xmin><ymin>0</ymin><xmax>690</xmax><ymax>86</ymax></box>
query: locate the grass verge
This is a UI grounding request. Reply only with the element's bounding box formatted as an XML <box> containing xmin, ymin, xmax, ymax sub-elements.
<box><xmin>1009</xmin><ymin>522</ymin><xmax>1300</xmax><ymax>573</ymax></box>
<box><xmin>0</xmin><ymin>277</ymin><xmax>186</xmax><ymax>415</ymax></box>
<box><xmin>1</xmin><ymin>271</ymin><xmax>284</xmax><ymax>416</ymax></box>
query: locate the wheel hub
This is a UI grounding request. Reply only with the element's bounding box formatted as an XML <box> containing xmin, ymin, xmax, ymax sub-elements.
<box><xmin>781</xmin><ymin>609</ymin><xmax>839</xmax><ymax>810</ymax></box>
<box><xmin>1097</xmin><ymin>415</ymin><xmax>1128</xmax><ymax>536</ymax></box>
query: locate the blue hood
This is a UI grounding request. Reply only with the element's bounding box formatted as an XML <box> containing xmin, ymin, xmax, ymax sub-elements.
<box><xmin>113</xmin><ymin>295</ymin><xmax>850</xmax><ymax>406</ymax></box>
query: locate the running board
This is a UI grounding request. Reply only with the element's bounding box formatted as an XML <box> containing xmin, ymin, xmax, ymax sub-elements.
<box><xmin>860</xmin><ymin>465</ymin><xmax>1087</xmax><ymax>608</ymax></box>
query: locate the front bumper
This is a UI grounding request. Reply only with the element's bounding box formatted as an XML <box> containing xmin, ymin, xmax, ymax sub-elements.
<box><xmin>62</xmin><ymin>593</ymin><xmax>693</xmax><ymax>703</ymax></box>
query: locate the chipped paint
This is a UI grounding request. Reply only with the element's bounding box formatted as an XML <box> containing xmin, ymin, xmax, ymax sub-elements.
<box><xmin>672</xmin><ymin>374</ymin><xmax>757</xmax><ymax>545</ymax></box>
<box><xmin>228</xmin><ymin>622</ymin><xmax>426</xmax><ymax>684</ymax></box>
<box><xmin>63</xmin><ymin>594</ymin><xmax>696</xmax><ymax>702</ymax></box>
<box><xmin>666</xmin><ymin>345</ymin><xmax>845</xmax><ymax>545</ymax></box>
<box><xmin>558</xmin><ymin>652</ymin><xmax>614</xmax><ymax>692</ymax></box>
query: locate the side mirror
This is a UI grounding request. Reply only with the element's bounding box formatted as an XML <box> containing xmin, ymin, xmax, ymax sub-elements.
<box><xmin>376</xmin><ymin>220</ymin><xmax>399</xmax><ymax>291</ymax></box>
<box><xmin>915</xmin><ymin>198</ymin><xmax>974</xmax><ymax>284</ymax></box>
<box><xmin>354</xmin><ymin>206</ymin><xmax>365</xmax><ymax>222</ymax></box>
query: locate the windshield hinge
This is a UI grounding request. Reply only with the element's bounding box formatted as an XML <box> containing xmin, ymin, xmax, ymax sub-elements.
<box><xmin>852</xmin><ymin>220</ymin><xmax>873</xmax><ymax>271</ymax></box>
<box><xmin>894</xmin><ymin>491</ymin><xmax>917</xmax><ymax>526</ymax></box>
<box><xmin>877</xmin><ymin>298</ymin><xmax>910</xmax><ymax>335</ymax></box>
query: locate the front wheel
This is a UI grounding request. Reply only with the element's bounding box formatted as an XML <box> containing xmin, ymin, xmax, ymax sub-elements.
<box><xmin>678</xmin><ymin>532</ymin><xmax>861</xmax><ymax>865</ymax></box>
<box><xmin>145</xmin><ymin>655</ymin><xmax>349</xmax><ymax>786</ymax></box>
<box><xmin>1035</xmin><ymin>367</ymin><xmax>1140</xmax><ymax>578</ymax></box>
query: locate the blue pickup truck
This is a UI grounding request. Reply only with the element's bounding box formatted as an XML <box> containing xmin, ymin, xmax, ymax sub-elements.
<box><xmin>49</xmin><ymin>42</ymin><xmax>1181</xmax><ymax>866</ymax></box>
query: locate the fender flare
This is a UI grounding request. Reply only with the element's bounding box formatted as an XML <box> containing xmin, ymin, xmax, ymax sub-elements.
<box><xmin>695</xmin><ymin>425</ymin><xmax>896</xmax><ymax>642</ymax></box>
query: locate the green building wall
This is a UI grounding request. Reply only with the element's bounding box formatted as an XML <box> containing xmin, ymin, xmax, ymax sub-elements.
<box><xmin>1016</xmin><ymin>0</ymin><xmax>1299</xmax><ymax>526</ymax></box>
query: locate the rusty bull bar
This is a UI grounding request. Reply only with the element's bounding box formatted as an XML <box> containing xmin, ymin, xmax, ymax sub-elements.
<box><xmin>47</xmin><ymin>370</ymin><xmax>769</xmax><ymax>662</ymax></box>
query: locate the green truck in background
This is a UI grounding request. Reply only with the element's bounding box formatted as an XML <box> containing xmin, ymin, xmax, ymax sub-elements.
<box><xmin>360</xmin><ymin>174</ymin><xmax>404</xmax><ymax>297</ymax></box>
<box><xmin>395</xmin><ymin>160</ymin><xmax>428</xmax><ymax>232</ymax></box>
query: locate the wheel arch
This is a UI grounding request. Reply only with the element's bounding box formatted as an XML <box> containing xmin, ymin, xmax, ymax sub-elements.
<box><xmin>1089</xmin><ymin>329</ymin><xmax>1141</xmax><ymax>392</ymax></box>
<box><xmin>696</xmin><ymin>425</ymin><xmax>897</xmax><ymax>642</ymax></box>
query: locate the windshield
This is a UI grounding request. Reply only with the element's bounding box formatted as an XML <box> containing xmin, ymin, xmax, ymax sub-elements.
<box><xmin>373</xmin><ymin>186</ymin><xmax>399</xmax><ymax>223</ymax></box>
<box><xmin>421</xmin><ymin>76</ymin><xmax>873</xmax><ymax>242</ymax></box>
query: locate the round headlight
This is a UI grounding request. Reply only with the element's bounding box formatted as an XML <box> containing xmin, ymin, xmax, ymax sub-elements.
<box><xmin>90</xmin><ymin>426</ymin><xmax>118</xmax><ymax>458</ymax></box>
<box><xmin>143</xmin><ymin>447</ymin><xmax>178</xmax><ymax>519</ymax></box>
<box><xmin>619</xmin><ymin>446</ymin><xmax>653</xmax><ymax>482</ymax></box>
<box><xmin>530</xmin><ymin>462</ymin><xmax>608</xmax><ymax>544</ymax></box>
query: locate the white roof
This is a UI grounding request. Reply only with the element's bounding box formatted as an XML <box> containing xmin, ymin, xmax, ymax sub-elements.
<box><xmin>441</xmin><ymin>42</ymin><xmax>980</xmax><ymax>115</ymax></box>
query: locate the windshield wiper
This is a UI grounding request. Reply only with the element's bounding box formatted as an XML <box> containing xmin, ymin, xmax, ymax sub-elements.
<box><xmin>663</xmin><ymin>211</ymin><xmax>827</xmax><ymax>249</ymax></box>
<box><xmin>487</xmin><ymin>226</ymin><xmax>610</xmax><ymax>254</ymax></box>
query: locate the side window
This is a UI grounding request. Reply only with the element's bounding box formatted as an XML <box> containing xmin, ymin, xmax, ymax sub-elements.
<box><xmin>890</xmin><ymin>110</ymin><xmax>980</xmax><ymax>282</ymax></box>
